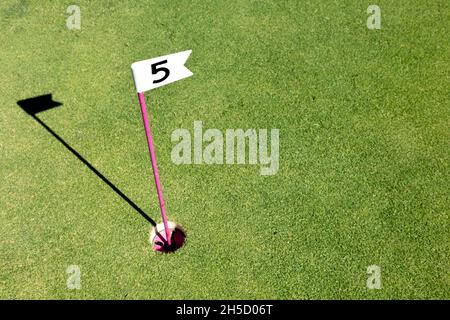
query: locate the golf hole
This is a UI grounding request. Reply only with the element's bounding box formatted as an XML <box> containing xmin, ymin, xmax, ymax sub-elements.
<box><xmin>149</xmin><ymin>221</ymin><xmax>186</xmax><ymax>253</ymax></box>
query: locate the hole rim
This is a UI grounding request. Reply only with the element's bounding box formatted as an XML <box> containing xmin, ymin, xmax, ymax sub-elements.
<box><xmin>149</xmin><ymin>221</ymin><xmax>186</xmax><ymax>253</ymax></box>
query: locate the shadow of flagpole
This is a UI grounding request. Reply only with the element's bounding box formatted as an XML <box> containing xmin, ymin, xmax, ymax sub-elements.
<box><xmin>17</xmin><ymin>94</ymin><xmax>157</xmax><ymax>227</ymax></box>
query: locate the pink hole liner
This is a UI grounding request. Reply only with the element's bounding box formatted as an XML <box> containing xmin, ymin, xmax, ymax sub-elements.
<box><xmin>150</xmin><ymin>222</ymin><xmax>186</xmax><ymax>253</ymax></box>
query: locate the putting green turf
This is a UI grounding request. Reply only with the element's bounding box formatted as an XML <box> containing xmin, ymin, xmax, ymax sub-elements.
<box><xmin>1</xmin><ymin>0</ymin><xmax>449</xmax><ymax>299</ymax></box>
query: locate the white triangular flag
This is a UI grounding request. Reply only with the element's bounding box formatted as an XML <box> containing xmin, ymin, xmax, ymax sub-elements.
<box><xmin>131</xmin><ymin>50</ymin><xmax>193</xmax><ymax>93</ymax></box>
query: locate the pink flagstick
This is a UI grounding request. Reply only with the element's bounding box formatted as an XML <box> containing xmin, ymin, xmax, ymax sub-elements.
<box><xmin>137</xmin><ymin>92</ymin><xmax>171</xmax><ymax>246</ymax></box>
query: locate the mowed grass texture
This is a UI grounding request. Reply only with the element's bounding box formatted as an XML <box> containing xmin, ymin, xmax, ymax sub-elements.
<box><xmin>1</xmin><ymin>0</ymin><xmax>449</xmax><ymax>299</ymax></box>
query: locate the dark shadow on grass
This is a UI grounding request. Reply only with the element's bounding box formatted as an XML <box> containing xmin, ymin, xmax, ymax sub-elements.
<box><xmin>17</xmin><ymin>94</ymin><xmax>157</xmax><ymax>228</ymax></box>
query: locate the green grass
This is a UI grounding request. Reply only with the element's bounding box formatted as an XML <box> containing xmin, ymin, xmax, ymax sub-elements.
<box><xmin>1</xmin><ymin>0</ymin><xmax>449</xmax><ymax>299</ymax></box>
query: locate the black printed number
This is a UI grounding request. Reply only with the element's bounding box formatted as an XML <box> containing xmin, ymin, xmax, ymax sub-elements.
<box><xmin>151</xmin><ymin>60</ymin><xmax>170</xmax><ymax>84</ymax></box>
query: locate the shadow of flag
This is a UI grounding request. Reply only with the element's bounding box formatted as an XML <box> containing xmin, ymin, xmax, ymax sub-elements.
<box><xmin>17</xmin><ymin>94</ymin><xmax>62</xmax><ymax>115</ymax></box>
<box><xmin>15</xmin><ymin>93</ymin><xmax>158</xmax><ymax>228</ymax></box>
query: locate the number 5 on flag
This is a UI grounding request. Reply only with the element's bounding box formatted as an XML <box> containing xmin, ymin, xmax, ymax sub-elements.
<box><xmin>131</xmin><ymin>50</ymin><xmax>193</xmax><ymax>93</ymax></box>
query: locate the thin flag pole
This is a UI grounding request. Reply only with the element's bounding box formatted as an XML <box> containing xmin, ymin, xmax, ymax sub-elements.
<box><xmin>137</xmin><ymin>92</ymin><xmax>171</xmax><ymax>246</ymax></box>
